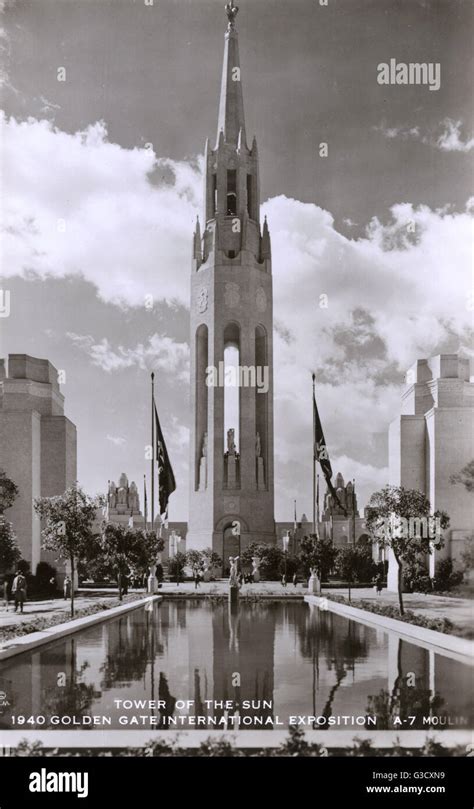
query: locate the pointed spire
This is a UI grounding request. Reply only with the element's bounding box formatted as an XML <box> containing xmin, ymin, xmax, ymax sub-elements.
<box><xmin>193</xmin><ymin>216</ymin><xmax>202</xmax><ymax>261</ymax></box>
<box><xmin>217</xmin><ymin>4</ymin><xmax>246</xmax><ymax>147</ymax></box>
<box><xmin>261</xmin><ymin>215</ymin><xmax>271</xmax><ymax>260</ymax></box>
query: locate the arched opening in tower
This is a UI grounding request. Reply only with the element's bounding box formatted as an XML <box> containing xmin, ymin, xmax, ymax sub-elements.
<box><xmin>255</xmin><ymin>324</ymin><xmax>268</xmax><ymax>489</ymax></box>
<box><xmin>226</xmin><ymin>170</ymin><xmax>237</xmax><ymax>216</ymax></box>
<box><xmin>195</xmin><ymin>324</ymin><xmax>209</xmax><ymax>491</ymax></box>
<box><xmin>223</xmin><ymin>322</ymin><xmax>240</xmax><ymax>456</ymax></box>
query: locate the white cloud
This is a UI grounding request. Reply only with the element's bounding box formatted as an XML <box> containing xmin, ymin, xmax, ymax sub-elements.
<box><xmin>436</xmin><ymin>119</ymin><xmax>474</xmax><ymax>153</ymax></box>
<box><xmin>106</xmin><ymin>434</ymin><xmax>126</xmax><ymax>447</ymax></box>
<box><xmin>375</xmin><ymin>118</ymin><xmax>474</xmax><ymax>153</ymax></box>
<box><xmin>264</xmin><ymin>193</ymin><xmax>472</xmax><ymax>512</ymax></box>
<box><xmin>3</xmin><ymin>115</ymin><xmax>472</xmax><ymax>512</ymax></box>
<box><xmin>67</xmin><ymin>332</ymin><xmax>190</xmax><ymax>380</ymax></box>
<box><xmin>2</xmin><ymin>115</ymin><xmax>201</xmax><ymax>306</ymax></box>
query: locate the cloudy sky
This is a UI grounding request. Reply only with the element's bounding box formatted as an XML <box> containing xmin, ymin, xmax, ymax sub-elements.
<box><xmin>1</xmin><ymin>0</ymin><xmax>472</xmax><ymax>520</ymax></box>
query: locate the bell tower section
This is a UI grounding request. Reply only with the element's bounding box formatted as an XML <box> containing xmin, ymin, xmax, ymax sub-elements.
<box><xmin>188</xmin><ymin>4</ymin><xmax>275</xmax><ymax>558</ymax></box>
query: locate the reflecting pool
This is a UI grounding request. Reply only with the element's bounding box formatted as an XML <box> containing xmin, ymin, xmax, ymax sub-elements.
<box><xmin>0</xmin><ymin>600</ymin><xmax>472</xmax><ymax>731</ymax></box>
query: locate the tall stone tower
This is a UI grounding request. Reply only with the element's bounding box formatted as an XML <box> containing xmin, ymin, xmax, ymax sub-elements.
<box><xmin>0</xmin><ymin>354</ymin><xmax>77</xmax><ymax>573</ymax></box>
<box><xmin>188</xmin><ymin>5</ymin><xmax>275</xmax><ymax>562</ymax></box>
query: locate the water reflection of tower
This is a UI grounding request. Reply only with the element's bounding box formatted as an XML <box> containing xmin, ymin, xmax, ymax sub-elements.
<box><xmin>212</xmin><ymin>602</ymin><xmax>275</xmax><ymax>724</ymax></box>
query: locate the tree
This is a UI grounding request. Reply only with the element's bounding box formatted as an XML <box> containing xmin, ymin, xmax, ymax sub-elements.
<box><xmin>241</xmin><ymin>543</ymin><xmax>285</xmax><ymax>580</ymax></box>
<box><xmin>298</xmin><ymin>534</ymin><xmax>338</xmax><ymax>581</ymax></box>
<box><xmin>0</xmin><ymin>471</ymin><xmax>19</xmax><ymax>514</ymax></box>
<box><xmin>186</xmin><ymin>549</ymin><xmax>203</xmax><ymax>571</ymax></box>
<box><xmin>34</xmin><ymin>485</ymin><xmax>102</xmax><ymax>617</ymax></box>
<box><xmin>334</xmin><ymin>546</ymin><xmax>358</xmax><ymax>601</ymax></box>
<box><xmin>432</xmin><ymin>558</ymin><xmax>463</xmax><ymax>592</ymax></box>
<box><xmin>134</xmin><ymin>530</ymin><xmax>165</xmax><ymax>579</ymax></box>
<box><xmin>0</xmin><ymin>516</ymin><xmax>21</xmax><ymax>575</ymax></box>
<box><xmin>201</xmin><ymin>548</ymin><xmax>222</xmax><ymax>571</ymax></box>
<box><xmin>168</xmin><ymin>551</ymin><xmax>186</xmax><ymax>582</ymax></box>
<box><xmin>185</xmin><ymin>548</ymin><xmax>222</xmax><ymax>580</ymax></box>
<box><xmin>354</xmin><ymin>537</ymin><xmax>377</xmax><ymax>583</ymax></box>
<box><xmin>450</xmin><ymin>460</ymin><xmax>474</xmax><ymax>493</ymax></box>
<box><xmin>365</xmin><ymin>485</ymin><xmax>449</xmax><ymax>615</ymax></box>
<box><xmin>100</xmin><ymin>523</ymin><xmax>143</xmax><ymax>600</ymax></box>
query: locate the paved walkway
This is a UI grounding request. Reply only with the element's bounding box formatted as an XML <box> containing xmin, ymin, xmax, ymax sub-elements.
<box><xmin>331</xmin><ymin>587</ymin><xmax>473</xmax><ymax>632</ymax></box>
<box><xmin>0</xmin><ymin>593</ymin><xmax>120</xmax><ymax>630</ymax></box>
<box><xmin>0</xmin><ymin>583</ymin><xmax>471</xmax><ymax>634</ymax></box>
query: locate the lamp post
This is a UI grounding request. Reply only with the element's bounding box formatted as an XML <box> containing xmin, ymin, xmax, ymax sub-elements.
<box><xmin>283</xmin><ymin>532</ymin><xmax>289</xmax><ymax>582</ymax></box>
<box><xmin>175</xmin><ymin>535</ymin><xmax>181</xmax><ymax>587</ymax></box>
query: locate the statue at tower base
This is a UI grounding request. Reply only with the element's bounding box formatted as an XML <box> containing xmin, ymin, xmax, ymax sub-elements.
<box><xmin>307</xmin><ymin>567</ymin><xmax>321</xmax><ymax>595</ymax></box>
<box><xmin>147</xmin><ymin>564</ymin><xmax>158</xmax><ymax>594</ymax></box>
<box><xmin>251</xmin><ymin>555</ymin><xmax>261</xmax><ymax>583</ymax></box>
<box><xmin>228</xmin><ymin>556</ymin><xmax>240</xmax><ymax>603</ymax></box>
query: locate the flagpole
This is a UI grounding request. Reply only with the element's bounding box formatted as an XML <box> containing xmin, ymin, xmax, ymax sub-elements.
<box><xmin>352</xmin><ymin>478</ymin><xmax>356</xmax><ymax>546</ymax></box>
<box><xmin>312</xmin><ymin>373</ymin><xmax>316</xmax><ymax>535</ymax></box>
<box><xmin>143</xmin><ymin>474</ymin><xmax>148</xmax><ymax>531</ymax></box>
<box><xmin>293</xmin><ymin>498</ymin><xmax>297</xmax><ymax>556</ymax></box>
<box><xmin>151</xmin><ymin>372</ymin><xmax>155</xmax><ymax>530</ymax></box>
<box><xmin>316</xmin><ymin>473</ymin><xmax>320</xmax><ymax>527</ymax></box>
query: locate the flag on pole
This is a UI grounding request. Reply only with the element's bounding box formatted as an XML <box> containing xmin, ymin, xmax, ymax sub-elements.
<box><xmin>154</xmin><ymin>403</ymin><xmax>176</xmax><ymax>517</ymax></box>
<box><xmin>312</xmin><ymin>379</ymin><xmax>346</xmax><ymax>515</ymax></box>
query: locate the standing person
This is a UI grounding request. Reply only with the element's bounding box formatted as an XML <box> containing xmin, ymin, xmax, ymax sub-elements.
<box><xmin>281</xmin><ymin>573</ymin><xmax>287</xmax><ymax>588</ymax></box>
<box><xmin>63</xmin><ymin>575</ymin><xmax>71</xmax><ymax>600</ymax></box>
<box><xmin>376</xmin><ymin>573</ymin><xmax>383</xmax><ymax>595</ymax></box>
<box><xmin>193</xmin><ymin>568</ymin><xmax>201</xmax><ymax>589</ymax></box>
<box><xmin>12</xmin><ymin>571</ymin><xmax>27</xmax><ymax>614</ymax></box>
<box><xmin>292</xmin><ymin>572</ymin><xmax>298</xmax><ymax>588</ymax></box>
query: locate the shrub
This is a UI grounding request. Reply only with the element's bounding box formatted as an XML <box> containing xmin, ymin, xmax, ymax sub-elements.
<box><xmin>433</xmin><ymin>558</ymin><xmax>464</xmax><ymax>591</ymax></box>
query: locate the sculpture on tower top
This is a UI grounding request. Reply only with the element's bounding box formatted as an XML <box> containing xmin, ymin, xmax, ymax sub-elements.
<box><xmin>225</xmin><ymin>2</ymin><xmax>239</xmax><ymax>31</ymax></box>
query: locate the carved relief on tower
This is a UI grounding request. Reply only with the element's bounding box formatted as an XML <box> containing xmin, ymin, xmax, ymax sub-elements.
<box><xmin>196</xmin><ymin>286</ymin><xmax>208</xmax><ymax>313</ymax></box>
<box><xmin>224</xmin><ymin>282</ymin><xmax>240</xmax><ymax>309</ymax></box>
<box><xmin>256</xmin><ymin>287</ymin><xmax>267</xmax><ymax>313</ymax></box>
<box><xmin>224</xmin><ymin>497</ymin><xmax>240</xmax><ymax>513</ymax></box>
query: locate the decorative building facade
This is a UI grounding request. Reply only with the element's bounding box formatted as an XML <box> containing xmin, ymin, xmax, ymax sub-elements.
<box><xmin>387</xmin><ymin>353</ymin><xmax>474</xmax><ymax>589</ymax></box>
<box><xmin>105</xmin><ymin>473</ymin><xmax>146</xmax><ymax>529</ymax></box>
<box><xmin>0</xmin><ymin>354</ymin><xmax>77</xmax><ymax>572</ymax></box>
<box><xmin>319</xmin><ymin>473</ymin><xmax>369</xmax><ymax>549</ymax></box>
<box><xmin>187</xmin><ymin>6</ymin><xmax>275</xmax><ymax>558</ymax></box>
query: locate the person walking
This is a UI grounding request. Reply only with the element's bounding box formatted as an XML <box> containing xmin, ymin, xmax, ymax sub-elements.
<box><xmin>376</xmin><ymin>573</ymin><xmax>383</xmax><ymax>596</ymax></box>
<box><xmin>292</xmin><ymin>572</ymin><xmax>298</xmax><ymax>588</ymax></box>
<box><xmin>63</xmin><ymin>575</ymin><xmax>71</xmax><ymax>600</ymax></box>
<box><xmin>3</xmin><ymin>579</ymin><xmax>9</xmax><ymax>610</ymax></box>
<box><xmin>193</xmin><ymin>568</ymin><xmax>201</xmax><ymax>589</ymax></box>
<box><xmin>11</xmin><ymin>571</ymin><xmax>27</xmax><ymax>614</ymax></box>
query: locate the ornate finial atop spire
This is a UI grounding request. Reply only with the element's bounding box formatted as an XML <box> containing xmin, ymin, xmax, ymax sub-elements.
<box><xmin>225</xmin><ymin>2</ymin><xmax>239</xmax><ymax>31</ymax></box>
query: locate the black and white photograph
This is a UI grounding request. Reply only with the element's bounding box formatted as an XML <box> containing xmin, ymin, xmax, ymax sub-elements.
<box><xmin>0</xmin><ymin>0</ymin><xmax>472</xmax><ymax>801</ymax></box>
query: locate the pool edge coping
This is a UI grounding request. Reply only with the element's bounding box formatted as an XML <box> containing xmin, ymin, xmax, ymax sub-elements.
<box><xmin>304</xmin><ymin>594</ymin><xmax>474</xmax><ymax>663</ymax></box>
<box><xmin>0</xmin><ymin>595</ymin><xmax>162</xmax><ymax>660</ymax></box>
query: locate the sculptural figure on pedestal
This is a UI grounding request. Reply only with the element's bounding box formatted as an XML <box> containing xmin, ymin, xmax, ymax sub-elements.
<box><xmin>227</xmin><ymin>428</ymin><xmax>236</xmax><ymax>456</ymax></box>
<box><xmin>228</xmin><ymin>555</ymin><xmax>240</xmax><ymax>587</ymax></box>
<box><xmin>251</xmin><ymin>555</ymin><xmax>261</xmax><ymax>583</ymax></box>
